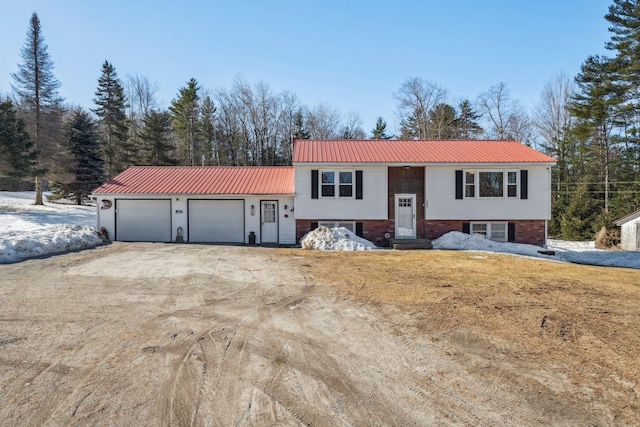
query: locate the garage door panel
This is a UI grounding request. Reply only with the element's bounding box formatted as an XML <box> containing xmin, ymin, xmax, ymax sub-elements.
<box><xmin>116</xmin><ymin>199</ymin><xmax>171</xmax><ymax>242</ymax></box>
<box><xmin>189</xmin><ymin>200</ymin><xmax>244</xmax><ymax>243</ymax></box>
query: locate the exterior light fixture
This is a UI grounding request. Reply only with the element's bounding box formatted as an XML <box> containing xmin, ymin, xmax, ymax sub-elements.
<box><xmin>250</xmin><ymin>205</ymin><xmax>255</xmax><ymax>216</ymax></box>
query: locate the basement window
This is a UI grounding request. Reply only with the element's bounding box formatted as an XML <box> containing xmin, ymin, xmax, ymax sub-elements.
<box><xmin>318</xmin><ymin>221</ymin><xmax>355</xmax><ymax>233</ymax></box>
<box><xmin>471</xmin><ymin>222</ymin><xmax>507</xmax><ymax>242</ymax></box>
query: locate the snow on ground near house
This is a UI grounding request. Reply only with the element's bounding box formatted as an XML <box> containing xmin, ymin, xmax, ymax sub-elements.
<box><xmin>301</xmin><ymin>226</ymin><xmax>377</xmax><ymax>251</ymax></box>
<box><xmin>0</xmin><ymin>192</ymin><xmax>102</xmax><ymax>263</ymax></box>
<box><xmin>433</xmin><ymin>231</ymin><xmax>640</xmax><ymax>270</ymax></box>
<box><xmin>1</xmin><ymin>192</ymin><xmax>638</xmax><ymax>268</ymax></box>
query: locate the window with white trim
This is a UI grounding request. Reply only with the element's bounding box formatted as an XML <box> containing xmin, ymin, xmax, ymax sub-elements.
<box><xmin>321</xmin><ymin>171</ymin><xmax>335</xmax><ymax>197</ymax></box>
<box><xmin>318</xmin><ymin>221</ymin><xmax>355</xmax><ymax>233</ymax></box>
<box><xmin>507</xmin><ymin>171</ymin><xmax>518</xmax><ymax>197</ymax></box>
<box><xmin>465</xmin><ymin>171</ymin><xmax>475</xmax><ymax>197</ymax></box>
<box><xmin>464</xmin><ymin>170</ymin><xmax>519</xmax><ymax>198</ymax></box>
<box><xmin>321</xmin><ymin>170</ymin><xmax>354</xmax><ymax>198</ymax></box>
<box><xmin>471</xmin><ymin>222</ymin><xmax>507</xmax><ymax>242</ymax></box>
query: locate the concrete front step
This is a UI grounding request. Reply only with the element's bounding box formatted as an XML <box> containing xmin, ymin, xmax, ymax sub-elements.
<box><xmin>391</xmin><ymin>238</ymin><xmax>433</xmax><ymax>250</ymax></box>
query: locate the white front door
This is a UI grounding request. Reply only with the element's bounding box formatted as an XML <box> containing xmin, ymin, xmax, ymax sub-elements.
<box><xmin>395</xmin><ymin>194</ymin><xmax>416</xmax><ymax>239</ymax></box>
<box><xmin>261</xmin><ymin>201</ymin><xmax>278</xmax><ymax>243</ymax></box>
<box><xmin>636</xmin><ymin>224</ymin><xmax>640</xmax><ymax>251</ymax></box>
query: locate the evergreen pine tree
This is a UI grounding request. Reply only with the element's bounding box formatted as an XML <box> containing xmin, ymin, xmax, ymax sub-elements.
<box><xmin>399</xmin><ymin>107</ymin><xmax>426</xmax><ymax>139</ymax></box>
<box><xmin>570</xmin><ymin>55</ymin><xmax>626</xmax><ymax>215</ymax></box>
<box><xmin>428</xmin><ymin>103</ymin><xmax>458</xmax><ymax>139</ymax></box>
<box><xmin>65</xmin><ymin>109</ymin><xmax>104</xmax><ymax>205</ymax></box>
<box><xmin>11</xmin><ymin>12</ymin><xmax>64</xmax><ymax>204</ymax></box>
<box><xmin>170</xmin><ymin>78</ymin><xmax>200</xmax><ymax>166</ymax></box>
<box><xmin>93</xmin><ymin>61</ymin><xmax>129</xmax><ymax>179</ymax></box>
<box><xmin>455</xmin><ymin>99</ymin><xmax>483</xmax><ymax>139</ymax></box>
<box><xmin>371</xmin><ymin>117</ymin><xmax>392</xmax><ymax>139</ymax></box>
<box><xmin>139</xmin><ymin>110</ymin><xmax>177</xmax><ymax>166</ymax></box>
<box><xmin>199</xmin><ymin>95</ymin><xmax>217</xmax><ymax>165</ymax></box>
<box><xmin>0</xmin><ymin>100</ymin><xmax>36</xmax><ymax>181</ymax></box>
<box><xmin>560</xmin><ymin>183</ymin><xmax>601</xmax><ymax>240</ymax></box>
<box><xmin>605</xmin><ymin>1</ymin><xmax>640</xmax><ymax>140</ymax></box>
<box><xmin>293</xmin><ymin>109</ymin><xmax>310</xmax><ymax>139</ymax></box>
<box><xmin>604</xmin><ymin>0</ymin><xmax>640</xmax><ymax>216</ymax></box>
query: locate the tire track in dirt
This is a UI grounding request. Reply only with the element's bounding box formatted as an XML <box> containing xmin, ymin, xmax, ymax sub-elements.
<box><xmin>159</xmin><ymin>282</ymin><xmax>317</xmax><ymax>426</ymax></box>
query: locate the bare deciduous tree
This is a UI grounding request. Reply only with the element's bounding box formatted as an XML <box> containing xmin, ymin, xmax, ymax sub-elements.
<box><xmin>126</xmin><ymin>74</ymin><xmax>159</xmax><ymax>120</ymax></box>
<box><xmin>394</xmin><ymin>77</ymin><xmax>447</xmax><ymax>139</ymax></box>
<box><xmin>478</xmin><ymin>82</ymin><xmax>534</xmax><ymax>144</ymax></box>
<box><xmin>341</xmin><ymin>111</ymin><xmax>366</xmax><ymax>139</ymax></box>
<box><xmin>535</xmin><ymin>73</ymin><xmax>575</xmax><ymax>150</ymax></box>
<box><xmin>306</xmin><ymin>104</ymin><xmax>342</xmax><ymax>139</ymax></box>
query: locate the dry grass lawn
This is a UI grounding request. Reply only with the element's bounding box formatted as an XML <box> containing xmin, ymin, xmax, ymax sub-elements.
<box><xmin>280</xmin><ymin>248</ymin><xmax>640</xmax><ymax>425</ymax></box>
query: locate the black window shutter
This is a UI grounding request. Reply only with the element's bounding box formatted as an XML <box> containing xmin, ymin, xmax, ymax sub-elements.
<box><xmin>462</xmin><ymin>222</ymin><xmax>470</xmax><ymax>234</ymax></box>
<box><xmin>455</xmin><ymin>170</ymin><xmax>463</xmax><ymax>199</ymax></box>
<box><xmin>311</xmin><ymin>222</ymin><xmax>318</xmax><ymax>231</ymax></box>
<box><xmin>311</xmin><ymin>170</ymin><xmax>319</xmax><ymax>199</ymax></box>
<box><xmin>355</xmin><ymin>170</ymin><xmax>363</xmax><ymax>199</ymax></box>
<box><xmin>508</xmin><ymin>223</ymin><xmax>516</xmax><ymax>242</ymax></box>
<box><xmin>356</xmin><ymin>222</ymin><xmax>363</xmax><ymax>237</ymax></box>
<box><xmin>520</xmin><ymin>170</ymin><xmax>528</xmax><ymax>199</ymax></box>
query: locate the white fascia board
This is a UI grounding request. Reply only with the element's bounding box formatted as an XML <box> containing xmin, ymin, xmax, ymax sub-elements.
<box><xmin>91</xmin><ymin>193</ymin><xmax>294</xmax><ymax>197</ymax></box>
<box><xmin>293</xmin><ymin>162</ymin><xmax>556</xmax><ymax>167</ymax></box>
<box><xmin>615</xmin><ymin>210</ymin><xmax>640</xmax><ymax>226</ymax></box>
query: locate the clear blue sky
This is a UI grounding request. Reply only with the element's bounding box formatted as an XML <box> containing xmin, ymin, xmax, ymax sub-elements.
<box><xmin>0</xmin><ymin>0</ymin><xmax>611</xmax><ymax>134</ymax></box>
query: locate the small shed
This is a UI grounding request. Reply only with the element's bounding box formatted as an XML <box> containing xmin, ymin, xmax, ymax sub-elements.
<box><xmin>615</xmin><ymin>210</ymin><xmax>640</xmax><ymax>251</ymax></box>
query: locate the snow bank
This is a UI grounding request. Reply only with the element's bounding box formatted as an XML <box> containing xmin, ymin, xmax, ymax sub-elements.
<box><xmin>301</xmin><ymin>226</ymin><xmax>377</xmax><ymax>251</ymax></box>
<box><xmin>0</xmin><ymin>224</ymin><xmax>104</xmax><ymax>263</ymax></box>
<box><xmin>1</xmin><ymin>192</ymin><xmax>103</xmax><ymax>263</ymax></box>
<box><xmin>432</xmin><ymin>231</ymin><xmax>553</xmax><ymax>259</ymax></box>
<box><xmin>432</xmin><ymin>231</ymin><xmax>640</xmax><ymax>270</ymax></box>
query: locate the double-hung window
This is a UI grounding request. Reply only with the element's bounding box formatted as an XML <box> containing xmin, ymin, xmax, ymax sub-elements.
<box><xmin>321</xmin><ymin>170</ymin><xmax>354</xmax><ymax>198</ymax></box>
<box><xmin>507</xmin><ymin>171</ymin><xmax>518</xmax><ymax>197</ymax></box>
<box><xmin>339</xmin><ymin>172</ymin><xmax>353</xmax><ymax>197</ymax></box>
<box><xmin>465</xmin><ymin>171</ymin><xmax>475</xmax><ymax>197</ymax></box>
<box><xmin>321</xmin><ymin>172</ymin><xmax>335</xmax><ymax>197</ymax></box>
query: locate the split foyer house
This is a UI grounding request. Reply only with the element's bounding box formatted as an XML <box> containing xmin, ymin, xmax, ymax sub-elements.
<box><xmin>92</xmin><ymin>139</ymin><xmax>556</xmax><ymax>247</ymax></box>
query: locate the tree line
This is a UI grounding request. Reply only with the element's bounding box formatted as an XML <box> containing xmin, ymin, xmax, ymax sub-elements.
<box><xmin>2</xmin><ymin>3</ymin><xmax>640</xmax><ymax>242</ymax></box>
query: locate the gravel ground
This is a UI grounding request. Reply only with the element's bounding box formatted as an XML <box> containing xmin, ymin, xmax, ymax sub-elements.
<box><xmin>0</xmin><ymin>242</ymin><xmax>627</xmax><ymax>426</ymax></box>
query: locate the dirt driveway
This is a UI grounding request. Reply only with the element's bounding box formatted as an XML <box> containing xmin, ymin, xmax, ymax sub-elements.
<box><xmin>0</xmin><ymin>243</ymin><xmax>630</xmax><ymax>426</ymax></box>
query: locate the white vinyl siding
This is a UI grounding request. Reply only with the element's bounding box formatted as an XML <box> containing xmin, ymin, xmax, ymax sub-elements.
<box><xmin>116</xmin><ymin>199</ymin><xmax>171</xmax><ymax>242</ymax></box>
<box><xmin>618</xmin><ymin>216</ymin><xmax>640</xmax><ymax>251</ymax></box>
<box><xmin>425</xmin><ymin>165</ymin><xmax>552</xmax><ymax>220</ymax></box>
<box><xmin>98</xmin><ymin>194</ymin><xmax>296</xmax><ymax>245</ymax></box>
<box><xmin>294</xmin><ymin>166</ymin><xmax>388</xmax><ymax>220</ymax></box>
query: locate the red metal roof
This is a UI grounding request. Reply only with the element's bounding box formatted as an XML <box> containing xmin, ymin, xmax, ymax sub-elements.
<box><xmin>292</xmin><ymin>139</ymin><xmax>556</xmax><ymax>164</ymax></box>
<box><xmin>93</xmin><ymin>166</ymin><xmax>294</xmax><ymax>195</ymax></box>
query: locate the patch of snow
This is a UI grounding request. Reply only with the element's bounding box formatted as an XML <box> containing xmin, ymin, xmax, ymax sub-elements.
<box><xmin>301</xmin><ymin>226</ymin><xmax>377</xmax><ymax>251</ymax></box>
<box><xmin>432</xmin><ymin>231</ymin><xmax>640</xmax><ymax>270</ymax></box>
<box><xmin>0</xmin><ymin>192</ymin><xmax>102</xmax><ymax>263</ymax></box>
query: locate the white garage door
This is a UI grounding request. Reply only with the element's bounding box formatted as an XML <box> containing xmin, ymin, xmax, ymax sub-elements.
<box><xmin>116</xmin><ymin>199</ymin><xmax>171</xmax><ymax>242</ymax></box>
<box><xmin>188</xmin><ymin>200</ymin><xmax>244</xmax><ymax>243</ymax></box>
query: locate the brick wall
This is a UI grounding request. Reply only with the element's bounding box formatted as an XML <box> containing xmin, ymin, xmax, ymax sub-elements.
<box><xmin>422</xmin><ymin>219</ymin><xmax>546</xmax><ymax>246</ymax></box>
<box><xmin>296</xmin><ymin>219</ymin><xmax>547</xmax><ymax>247</ymax></box>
